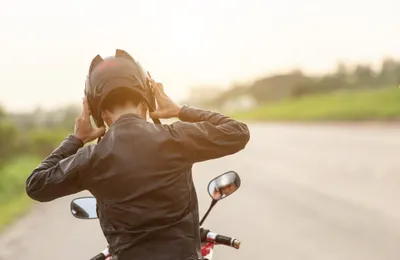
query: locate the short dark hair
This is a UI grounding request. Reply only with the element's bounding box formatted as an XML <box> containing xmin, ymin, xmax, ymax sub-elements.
<box><xmin>101</xmin><ymin>87</ymin><xmax>144</xmax><ymax>112</ymax></box>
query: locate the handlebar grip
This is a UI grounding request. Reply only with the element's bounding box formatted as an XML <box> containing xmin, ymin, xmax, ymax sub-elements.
<box><xmin>90</xmin><ymin>253</ymin><xmax>106</xmax><ymax>260</ymax></box>
<box><xmin>200</xmin><ymin>228</ymin><xmax>241</xmax><ymax>249</ymax></box>
<box><xmin>200</xmin><ymin>228</ymin><xmax>210</xmax><ymax>242</ymax></box>
<box><xmin>215</xmin><ymin>235</ymin><xmax>241</xmax><ymax>249</ymax></box>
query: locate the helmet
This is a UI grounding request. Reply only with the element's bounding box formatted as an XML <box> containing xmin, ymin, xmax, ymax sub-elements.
<box><xmin>84</xmin><ymin>49</ymin><xmax>157</xmax><ymax>127</ymax></box>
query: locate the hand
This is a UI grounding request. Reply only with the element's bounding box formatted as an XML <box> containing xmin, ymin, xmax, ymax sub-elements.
<box><xmin>74</xmin><ymin>97</ymin><xmax>106</xmax><ymax>144</ymax></box>
<box><xmin>147</xmin><ymin>76</ymin><xmax>182</xmax><ymax>119</ymax></box>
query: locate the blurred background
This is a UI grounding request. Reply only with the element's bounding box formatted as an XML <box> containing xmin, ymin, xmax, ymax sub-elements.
<box><xmin>0</xmin><ymin>0</ymin><xmax>400</xmax><ymax>259</ymax></box>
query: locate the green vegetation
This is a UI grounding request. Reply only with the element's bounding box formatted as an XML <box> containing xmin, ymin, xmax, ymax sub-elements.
<box><xmin>0</xmin><ymin>104</ymin><xmax>77</xmax><ymax>232</ymax></box>
<box><xmin>0</xmin><ymin>57</ymin><xmax>400</xmax><ymax>231</ymax></box>
<box><xmin>233</xmin><ymin>87</ymin><xmax>400</xmax><ymax>121</ymax></box>
<box><xmin>188</xmin><ymin>58</ymin><xmax>400</xmax><ymax>117</ymax></box>
<box><xmin>0</xmin><ymin>156</ymin><xmax>41</xmax><ymax>231</ymax></box>
<box><xmin>27</xmin><ymin>129</ymin><xmax>71</xmax><ymax>157</ymax></box>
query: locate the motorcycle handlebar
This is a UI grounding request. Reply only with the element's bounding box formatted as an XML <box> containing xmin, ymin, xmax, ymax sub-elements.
<box><xmin>91</xmin><ymin>228</ymin><xmax>240</xmax><ymax>259</ymax></box>
<box><xmin>200</xmin><ymin>228</ymin><xmax>241</xmax><ymax>249</ymax></box>
<box><xmin>90</xmin><ymin>253</ymin><xmax>105</xmax><ymax>260</ymax></box>
<box><xmin>90</xmin><ymin>248</ymin><xmax>109</xmax><ymax>260</ymax></box>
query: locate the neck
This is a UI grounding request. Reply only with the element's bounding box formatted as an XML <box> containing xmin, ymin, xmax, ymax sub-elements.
<box><xmin>111</xmin><ymin>107</ymin><xmax>145</xmax><ymax>123</ymax></box>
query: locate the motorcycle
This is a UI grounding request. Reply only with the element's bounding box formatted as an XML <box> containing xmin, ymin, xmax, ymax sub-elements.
<box><xmin>69</xmin><ymin>170</ymin><xmax>242</xmax><ymax>260</ymax></box>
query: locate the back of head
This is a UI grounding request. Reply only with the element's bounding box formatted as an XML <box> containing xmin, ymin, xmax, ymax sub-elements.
<box><xmin>101</xmin><ymin>87</ymin><xmax>144</xmax><ymax>115</ymax></box>
<box><xmin>85</xmin><ymin>49</ymin><xmax>157</xmax><ymax>128</ymax></box>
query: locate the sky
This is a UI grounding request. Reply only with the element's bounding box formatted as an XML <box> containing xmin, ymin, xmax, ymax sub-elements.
<box><xmin>1</xmin><ymin>0</ymin><xmax>399</xmax><ymax>112</ymax></box>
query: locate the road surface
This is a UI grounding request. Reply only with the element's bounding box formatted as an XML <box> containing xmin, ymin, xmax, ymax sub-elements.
<box><xmin>0</xmin><ymin>123</ymin><xmax>399</xmax><ymax>260</ymax></box>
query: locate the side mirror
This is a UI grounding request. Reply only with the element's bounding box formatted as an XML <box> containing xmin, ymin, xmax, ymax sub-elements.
<box><xmin>200</xmin><ymin>171</ymin><xmax>241</xmax><ymax>226</ymax></box>
<box><xmin>208</xmin><ymin>171</ymin><xmax>241</xmax><ymax>201</ymax></box>
<box><xmin>70</xmin><ymin>197</ymin><xmax>98</xmax><ymax>219</ymax></box>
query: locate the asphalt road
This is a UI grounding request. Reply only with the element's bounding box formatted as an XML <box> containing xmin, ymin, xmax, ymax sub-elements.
<box><xmin>0</xmin><ymin>123</ymin><xmax>399</xmax><ymax>260</ymax></box>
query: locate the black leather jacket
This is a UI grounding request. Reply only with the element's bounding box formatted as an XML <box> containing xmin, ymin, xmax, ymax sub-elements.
<box><xmin>25</xmin><ymin>106</ymin><xmax>250</xmax><ymax>260</ymax></box>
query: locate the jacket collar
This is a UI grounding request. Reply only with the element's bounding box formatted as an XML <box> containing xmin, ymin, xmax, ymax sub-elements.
<box><xmin>113</xmin><ymin>113</ymin><xmax>145</xmax><ymax>125</ymax></box>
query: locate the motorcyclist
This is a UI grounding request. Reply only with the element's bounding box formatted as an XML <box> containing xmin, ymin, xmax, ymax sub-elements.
<box><xmin>25</xmin><ymin>49</ymin><xmax>250</xmax><ymax>260</ymax></box>
<box><xmin>212</xmin><ymin>173</ymin><xmax>240</xmax><ymax>200</ymax></box>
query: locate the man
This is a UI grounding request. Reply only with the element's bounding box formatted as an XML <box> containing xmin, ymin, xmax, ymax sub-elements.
<box><xmin>212</xmin><ymin>173</ymin><xmax>240</xmax><ymax>200</ymax></box>
<box><xmin>25</xmin><ymin>49</ymin><xmax>250</xmax><ymax>260</ymax></box>
<box><xmin>212</xmin><ymin>188</ymin><xmax>223</xmax><ymax>200</ymax></box>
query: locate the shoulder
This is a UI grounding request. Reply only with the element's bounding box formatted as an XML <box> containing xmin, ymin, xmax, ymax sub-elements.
<box><xmin>69</xmin><ymin>144</ymin><xmax>97</xmax><ymax>168</ymax></box>
<box><xmin>157</xmin><ymin>121</ymin><xmax>196</xmax><ymax>137</ymax></box>
<box><xmin>78</xmin><ymin>143</ymin><xmax>97</xmax><ymax>155</ymax></box>
<box><xmin>161</xmin><ymin>120</ymin><xmax>196</xmax><ymax>131</ymax></box>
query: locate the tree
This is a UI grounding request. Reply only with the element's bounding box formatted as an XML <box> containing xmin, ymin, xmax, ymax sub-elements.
<box><xmin>378</xmin><ymin>58</ymin><xmax>400</xmax><ymax>86</ymax></box>
<box><xmin>0</xmin><ymin>118</ymin><xmax>19</xmax><ymax>168</ymax></box>
<box><xmin>0</xmin><ymin>105</ymin><xmax>5</xmax><ymax>120</ymax></box>
<box><xmin>352</xmin><ymin>65</ymin><xmax>376</xmax><ymax>87</ymax></box>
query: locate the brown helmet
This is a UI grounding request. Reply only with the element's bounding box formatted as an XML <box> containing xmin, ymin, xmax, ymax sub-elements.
<box><xmin>85</xmin><ymin>49</ymin><xmax>157</xmax><ymax>127</ymax></box>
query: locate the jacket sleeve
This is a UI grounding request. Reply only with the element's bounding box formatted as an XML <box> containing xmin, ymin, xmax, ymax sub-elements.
<box><xmin>25</xmin><ymin>135</ymin><xmax>94</xmax><ymax>202</ymax></box>
<box><xmin>165</xmin><ymin>106</ymin><xmax>250</xmax><ymax>164</ymax></box>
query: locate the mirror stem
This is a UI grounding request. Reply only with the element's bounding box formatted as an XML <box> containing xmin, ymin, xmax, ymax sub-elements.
<box><xmin>199</xmin><ymin>199</ymin><xmax>218</xmax><ymax>226</ymax></box>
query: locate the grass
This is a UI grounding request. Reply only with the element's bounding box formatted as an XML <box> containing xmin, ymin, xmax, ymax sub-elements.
<box><xmin>233</xmin><ymin>87</ymin><xmax>400</xmax><ymax>121</ymax></box>
<box><xmin>0</xmin><ymin>156</ymin><xmax>41</xmax><ymax>231</ymax></box>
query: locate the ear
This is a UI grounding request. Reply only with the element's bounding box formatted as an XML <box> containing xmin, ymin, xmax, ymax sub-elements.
<box><xmin>137</xmin><ymin>102</ymin><xmax>149</xmax><ymax>120</ymax></box>
<box><xmin>101</xmin><ymin>110</ymin><xmax>111</xmax><ymax>127</ymax></box>
<box><xmin>142</xmin><ymin>101</ymin><xmax>149</xmax><ymax>110</ymax></box>
<box><xmin>140</xmin><ymin>101</ymin><xmax>149</xmax><ymax>114</ymax></box>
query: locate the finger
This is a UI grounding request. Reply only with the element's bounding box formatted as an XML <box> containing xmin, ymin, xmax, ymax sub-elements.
<box><xmin>147</xmin><ymin>78</ymin><xmax>165</xmax><ymax>96</ymax></box>
<box><xmin>157</xmin><ymin>82</ymin><xmax>165</xmax><ymax>93</ymax></box>
<box><xmin>81</xmin><ymin>97</ymin><xmax>91</xmax><ymax>120</ymax></box>
<box><xmin>146</xmin><ymin>76</ymin><xmax>155</xmax><ymax>92</ymax></box>
<box><xmin>147</xmin><ymin>77</ymin><xmax>157</xmax><ymax>87</ymax></box>
<box><xmin>93</xmin><ymin>126</ymin><xmax>106</xmax><ymax>138</ymax></box>
<box><xmin>149</xmin><ymin>111</ymin><xmax>160</xmax><ymax>119</ymax></box>
<box><xmin>147</xmin><ymin>76</ymin><xmax>154</xmax><ymax>82</ymax></box>
<box><xmin>147</xmin><ymin>77</ymin><xmax>162</xmax><ymax>97</ymax></box>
